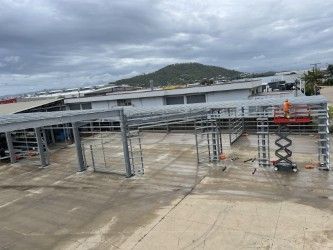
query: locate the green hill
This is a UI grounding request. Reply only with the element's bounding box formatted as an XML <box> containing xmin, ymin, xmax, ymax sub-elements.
<box><xmin>112</xmin><ymin>62</ymin><xmax>242</xmax><ymax>87</ymax></box>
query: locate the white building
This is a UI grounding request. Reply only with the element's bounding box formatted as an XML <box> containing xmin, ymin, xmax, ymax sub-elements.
<box><xmin>65</xmin><ymin>81</ymin><xmax>266</xmax><ymax>110</ymax></box>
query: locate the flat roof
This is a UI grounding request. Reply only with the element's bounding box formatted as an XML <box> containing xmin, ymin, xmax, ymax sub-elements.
<box><xmin>0</xmin><ymin>99</ymin><xmax>63</xmax><ymax>115</ymax></box>
<box><xmin>65</xmin><ymin>81</ymin><xmax>263</xmax><ymax>104</ymax></box>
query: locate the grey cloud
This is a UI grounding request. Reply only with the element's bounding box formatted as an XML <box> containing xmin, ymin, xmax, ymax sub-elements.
<box><xmin>0</xmin><ymin>0</ymin><xmax>333</xmax><ymax>96</ymax></box>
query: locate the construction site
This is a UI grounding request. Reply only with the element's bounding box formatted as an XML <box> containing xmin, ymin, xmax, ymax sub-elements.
<box><xmin>0</xmin><ymin>95</ymin><xmax>332</xmax><ymax>249</ymax></box>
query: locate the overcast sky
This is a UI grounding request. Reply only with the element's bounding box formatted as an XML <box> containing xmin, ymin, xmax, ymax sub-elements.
<box><xmin>0</xmin><ymin>0</ymin><xmax>333</xmax><ymax>96</ymax></box>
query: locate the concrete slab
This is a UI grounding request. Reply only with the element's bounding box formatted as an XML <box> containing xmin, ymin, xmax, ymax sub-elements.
<box><xmin>0</xmin><ymin>132</ymin><xmax>332</xmax><ymax>249</ymax></box>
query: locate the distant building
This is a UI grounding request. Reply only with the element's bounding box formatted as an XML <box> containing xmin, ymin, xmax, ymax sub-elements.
<box><xmin>33</xmin><ymin>84</ymin><xmax>136</xmax><ymax>99</ymax></box>
<box><xmin>65</xmin><ymin>81</ymin><xmax>266</xmax><ymax>110</ymax></box>
<box><xmin>83</xmin><ymin>85</ymin><xmax>140</xmax><ymax>97</ymax></box>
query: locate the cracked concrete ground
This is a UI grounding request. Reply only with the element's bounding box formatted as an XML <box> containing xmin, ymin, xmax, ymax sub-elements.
<box><xmin>0</xmin><ymin>132</ymin><xmax>332</xmax><ymax>249</ymax></box>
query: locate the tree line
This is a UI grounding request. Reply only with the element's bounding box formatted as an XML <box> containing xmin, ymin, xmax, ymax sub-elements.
<box><xmin>302</xmin><ymin>64</ymin><xmax>333</xmax><ymax>96</ymax></box>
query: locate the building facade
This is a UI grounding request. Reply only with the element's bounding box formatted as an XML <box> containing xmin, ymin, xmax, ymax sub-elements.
<box><xmin>65</xmin><ymin>81</ymin><xmax>266</xmax><ymax>110</ymax></box>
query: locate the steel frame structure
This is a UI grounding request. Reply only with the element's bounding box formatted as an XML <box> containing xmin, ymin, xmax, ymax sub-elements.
<box><xmin>0</xmin><ymin>95</ymin><xmax>330</xmax><ymax>176</ymax></box>
<box><xmin>257</xmin><ymin>118</ymin><xmax>270</xmax><ymax>167</ymax></box>
<box><xmin>195</xmin><ymin>119</ymin><xmax>223</xmax><ymax>164</ymax></box>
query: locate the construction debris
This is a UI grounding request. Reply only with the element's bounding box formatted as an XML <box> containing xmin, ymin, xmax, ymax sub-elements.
<box><xmin>219</xmin><ymin>153</ymin><xmax>227</xmax><ymax>160</ymax></box>
<box><xmin>244</xmin><ymin>157</ymin><xmax>256</xmax><ymax>163</ymax></box>
<box><xmin>304</xmin><ymin>164</ymin><xmax>316</xmax><ymax>169</ymax></box>
<box><xmin>244</xmin><ymin>158</ymin><xmax>253</xmax><ymax>163</ymax></box>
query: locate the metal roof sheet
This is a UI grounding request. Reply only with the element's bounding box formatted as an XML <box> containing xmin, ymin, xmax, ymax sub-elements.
<box><xmin>0</xmin><ymin>108</ymin><xmax>122</xmax><ymax>133</ymax></box>
<box><xmin>0</xmin><ymin>99</ymin><xmax>62</xmax><ymax>115</ymax></box>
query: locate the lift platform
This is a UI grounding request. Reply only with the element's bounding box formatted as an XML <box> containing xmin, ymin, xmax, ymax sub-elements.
<box><xmin>273</xmin><ymin>116</ymin><xmax>312</xmax><ymax>124</ymax></box>
<box><xmin>273</xmin><ymin>105</ymin><xmax>312</xmax><ymax>172</ymax></box>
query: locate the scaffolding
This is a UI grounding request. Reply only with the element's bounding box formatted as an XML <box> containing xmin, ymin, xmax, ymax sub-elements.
<box><xmin>195</xmin><ymin>119</ymin><xmax>222</xmax><ymax>164</ymax></box>
<box><xmin>228</xmin><ymin>116</ymin><xmax>244</xmax><ymax>145</ymax></box>
<box><xmin>318</xmin><ymin>103</ymin><xmax>330</xmax><ymax>169</ymax></box>
<box><xmin>127</xmin><ymin>130</ymin><xmax>144</xmax><ymax>175</ymax></box>
<box><xmin>257</xmin><ymin>118</ymin><xmax>270</xmax><ymax>167</ymax></box>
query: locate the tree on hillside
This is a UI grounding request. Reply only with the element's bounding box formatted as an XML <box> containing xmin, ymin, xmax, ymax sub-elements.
<box><xmin>200</xmin><ymin>78</ymin><xmax>214</xmax><ymax>85</ymax></box>
<box><xmin>302</xmin><ymin>68</ymin><xmax>324</xmax><ymax>96</ymax></box>
<box><xmin>327</xmin><ymin>64</ymin><xmax>333</xmax><ymax>76</ymax></box>
<box><xmin>112</xmin><ymin>63</ymin><xmax>242</xmax><ymax>87</ymax></box>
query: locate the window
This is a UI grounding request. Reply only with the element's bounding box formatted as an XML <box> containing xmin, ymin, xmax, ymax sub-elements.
<box><xmin>165</xmin><ymin>96</ymin><xmax>184</xmax><ymax>105</ymax></box>
<box><xmin>68</xmin><ymin>103</ymin><xmax>81</xmax><ymax>110</ymax></box>
<box><xmin>186</xmin><ymin>94</ymin><xmax>206</xmax><ymax>104</ymax></box>
<box><xmin>81</xmin><ymin>102</ymin><xmax>92</xmax><ymax>110</ymax></box>
<box><xmin>117</xmin><ymin>99</ymin><xmax>132</xmax><ymax>106</ymax></box>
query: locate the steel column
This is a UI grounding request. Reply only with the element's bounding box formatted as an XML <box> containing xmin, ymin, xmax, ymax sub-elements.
<box><xmin>72</xmin><ymin>122</ymin><xmax>86</xmax><ymax>172</ymax></box>
<box><xmin>120</xmin><ymin>109</ymin><xmax>132</xmax><ymax>177</ymax></box>
<box><xmin>5</xmin><ymin>132</ymin><xmax>16</xmax><ymax>164</ymax></box>
<box><xmin>194</xmin><ymin>129</ymin><xmax>199</xmax><ymax>163</ymax></box>
<box><xmin>90</xmin><ymin>145</ymin><xmax>96</xmax><ymax>171</ymax></box>
<box><xmin>212</xmin><ymin>125</ymin><xmax>218</xmax><ymax>161</ymax></box>
<box><xmin>317</xmin><ymin>103</ymin><xmax>330</xmax><ymax>170</ymax></box>
<box><xmin>42</xmin><ymin>129</ymin><xmax>48</xmax><ymax>148</ymax></box>
<box><xmin>35</xmin><ymin>127</ymin><xmax>47</xmax><ymax>167</ymax></box>
<box><xmin>257</xmin><ymin>118</ymin><xmax>270</xmax><ymax>167</ymax></box>
<box><xmin>50</xmin><ymin>128</ymin><xmax>56</xmax><ymax>144</ymax></box>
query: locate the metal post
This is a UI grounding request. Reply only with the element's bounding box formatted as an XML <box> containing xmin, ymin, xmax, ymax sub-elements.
<box><xmin>128</xmin><ymin>135</ymin><xmax>135</xmax><ymax>174</ymax></box>
<box><xmin>42</xmin><ymin>128</ymin><xmax>50</xmax><ymax>166</ymax></box>
<box><xmin>120</xmin><ymin>109</ymin><xmax>132</xmax><ymax>177</ymax></box>
<box><xmin>206</xmin><ymin>125</ymin><xmax>211</xmax><ymax>161</ymax></box>
<box><xmin>219</xmin><ymin>125</ymin><xmax>223</xmax><ymax>155</ymax></box>
<box><xmin>194</xmin><ymin>127</ymin><xmax>200</xmax><ymax>163</ymax></box>
<box><xmin>5</xmin><ymin>132</ymin><xmax>16</xmax><ymax>164</ymax></box>
<box><xmin>35</xmin><ymin>127</ymin><xmax>47</xmax><ymax>167</ymax></box>
<box><xmin>101</xmin><ymin>136</ymin><xmax>107</xmax><ymax>168</ymax></box>
<box><xmin>228</xmin><ymin>108</ymin><xmax>232</xmax><ymax>145</ymax></box>
<box><xmin>90</xmin><ymin>122</ymin><xmax>94</xmax><ymax>133</ymax></box>
<box><xmin>42</xmin><ymin>128</ymin><xmax>48</xmax><ymax>148</ymax></box>
<box><xmin>50</xmin><ymin>128</ymin><xmax>56</xmax><ymax>144</ymax></box>
<box><xmin>138</xmin><ymin>136</ymin><xmax>144</xmax><ymax>174</ymax></box>
<box><xmin>72</xmin><ymin>122</ymin><xmax>86</xmax><ymax>172</ymax></box>
<box><xmin>90</xmin><ymin>145</ymin><xmax>96</xmax><ymax>171</ymax></box>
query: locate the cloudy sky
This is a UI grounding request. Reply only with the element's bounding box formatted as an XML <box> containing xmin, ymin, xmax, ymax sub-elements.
<box><xmin>0</xmin><ymin>0</ymin><xmax>333</xmax><ymax>96</ymax></box>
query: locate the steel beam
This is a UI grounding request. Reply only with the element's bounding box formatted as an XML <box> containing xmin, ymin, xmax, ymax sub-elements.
<box><xmin>72</xmin><ymin>122</ymin><xmax>86</xmax><ymax>172</ymax></box>
<box><xmin>5</xmin><ymin>132</ymin><xmax>16</xmax><ymax>164</ymax></box>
